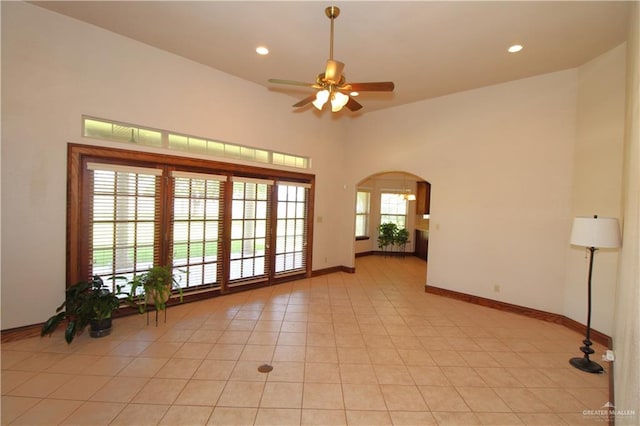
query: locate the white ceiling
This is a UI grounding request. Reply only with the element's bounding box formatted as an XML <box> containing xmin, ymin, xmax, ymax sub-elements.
<box><xmin>32</xmin><ymin>1</ymin><xmax>630</xmax><ymax>113</ymax></box>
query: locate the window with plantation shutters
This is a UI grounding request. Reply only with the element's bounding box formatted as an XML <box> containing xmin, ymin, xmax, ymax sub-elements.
<box><xmin>171</xmin><ymin>171</ymin><xmax>226</xmax><ymax>290</ymax></box>
<box><xmin>68</xmin><ymin>144</ymin><xmax>314</xmax><ymax>299</ymax></box>
<box><xmin>87</xmin><ymin>163</ymin><xmax>162</xmax><ymax>292</ymax></box>
<box><xmin>275</xmin><ymin>182</ymin><xmax>310</xmax><ymax>276</ymax></box>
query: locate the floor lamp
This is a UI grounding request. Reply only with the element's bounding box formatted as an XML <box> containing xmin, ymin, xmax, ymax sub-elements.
<box><xmin>569</xmin><ymin>215</ymin><xmax>621</xmax><ymax>373</ymax></box>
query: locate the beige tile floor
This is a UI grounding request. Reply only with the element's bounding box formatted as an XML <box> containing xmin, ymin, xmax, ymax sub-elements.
<box><xmin>2</xmin><ymin>256</ymin><xmax>610</xmax><ymax>425</ymax></box>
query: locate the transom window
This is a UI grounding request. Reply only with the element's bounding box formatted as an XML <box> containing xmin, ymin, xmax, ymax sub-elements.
<box><xmin>83</xmin><ymin>116</ymin><xmax>310</xmax><ymax>169</ymax></box>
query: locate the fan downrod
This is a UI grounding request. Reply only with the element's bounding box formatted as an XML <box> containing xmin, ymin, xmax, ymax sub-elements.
<box><xmin>325</xmin><ymin>6</ymin><xmax>340</xmax><ymax>19</ymax></box>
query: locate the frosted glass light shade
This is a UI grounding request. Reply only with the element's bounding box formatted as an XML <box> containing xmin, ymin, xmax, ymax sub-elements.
<box><xmin>570</xmin><ymin>216</ymin><xmax>621</xmax><ymax>248</ymax></box>
<box><xmin>331</xmin><ymin>91</ymin><xmax>349</xmax><ymax>112</ymax></box>
<box><xmin>312</xmin><ymin>90</ymin><xmax>330</xmax><ymax>110</ymax></box>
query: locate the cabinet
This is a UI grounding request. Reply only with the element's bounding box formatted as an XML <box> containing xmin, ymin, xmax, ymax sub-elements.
<box><xmin>416</xmin><ymin>181</ymin><xmax>431</xmax><ymax>215</ymax></box>
<box><xmin>415</xmin><ymin>229</ymin><xmax>429</xmax><ymax>260</ymax></box>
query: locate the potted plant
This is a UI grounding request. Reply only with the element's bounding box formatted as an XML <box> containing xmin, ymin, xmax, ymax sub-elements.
<box><xmin>126</xmin><ymin>266</ymin><xmax>183</xmax><ymax>324</ymax></box>
<box><xmin>378</xmin><ymin>222</ymin><xmax>398</xmax><ymax>254</ymax></box>
<box><xmin>41</xmin><ymin>276</ymin><xmax>123</xmax><ymax>344</ymax></box>
<box><xmin>395</xmin><ymin>228</ymin><xmax>410</xmax><ymax>254</ymax></box>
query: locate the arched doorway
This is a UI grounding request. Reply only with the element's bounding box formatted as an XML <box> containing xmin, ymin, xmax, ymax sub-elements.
<box><xmin>353</xmin><ymin>171</ymin><xmax>430</xmax><ymax>269</ymax></box>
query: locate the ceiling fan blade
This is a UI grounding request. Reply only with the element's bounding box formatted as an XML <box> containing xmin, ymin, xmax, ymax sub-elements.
<box><xmin>292</xmin><ymin>94</ymin><xmax>317</xmax><ymax>108</ymax></box>
<box><xmin>344</xmin><ymin>81</ymin><xmax>395</xmax><ymax>92</ymax></box>
<box><xmin>324</xmin><ymin>60</ymin><xmax>345</xmax><ymax>84</ymax></box>
<box><xmin>268</xmin><ymin>78</ymin><xmax>317</xmax><ymax>88</ymax></box>
<box><xmin>345</xmin><ymin>97</ymin><xmax>363</xmax><ymax>112</ymax></box>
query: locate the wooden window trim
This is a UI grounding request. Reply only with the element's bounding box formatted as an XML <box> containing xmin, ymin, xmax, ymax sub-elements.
<box><xmin>67</xmin><ymin>143</ymin><xmax>315</xmax><ymax>287</ymax></box>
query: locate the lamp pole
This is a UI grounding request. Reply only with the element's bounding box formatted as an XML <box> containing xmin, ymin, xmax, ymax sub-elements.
<box><xmin>569</xmin><ymin>244</ymin><xmax>602</xmax><ymax>373</ymax></box>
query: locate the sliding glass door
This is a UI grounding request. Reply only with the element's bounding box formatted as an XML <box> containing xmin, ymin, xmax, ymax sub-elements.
<box><xmin>228</xmin><ymin>178</ymin><xmax>272</xmax><ymax>287</ymax></box>
<box><xmin>275</xmin><ymin>182</ymin><xmax>310</xmax><ymax>277</ymax></box>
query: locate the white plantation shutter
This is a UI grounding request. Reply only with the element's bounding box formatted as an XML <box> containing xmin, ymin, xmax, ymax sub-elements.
<box><xmin>171</xmin><ymin>171</ymin><xmax>227</xmax><ymax>290</ymax></box>
<box><xmin>87</xmin><ymin>163</ymin><xmax>162</xmax><ymax>290</ymax></box>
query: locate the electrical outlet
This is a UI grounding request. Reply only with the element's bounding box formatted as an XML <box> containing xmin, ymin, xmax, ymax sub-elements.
<box><xmin>493</xmin><ymin>284</ymin><xmax>501</xmax><ymax>293</ymax></box>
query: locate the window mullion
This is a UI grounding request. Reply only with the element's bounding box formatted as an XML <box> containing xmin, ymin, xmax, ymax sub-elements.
<box><xmin>220</xmin><ymin>178</ymin><xmax>233</xmax><ymax>293</ymax></box>
<box><xmin>160</xmin><ymin>167</ymin><xmax>173</xmax><ymax>268</ymax></box>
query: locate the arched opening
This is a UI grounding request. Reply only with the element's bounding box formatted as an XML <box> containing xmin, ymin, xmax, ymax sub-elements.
<box><xmin>353</xmin><ymin>171</ymin><xmax>430</xmax><ymax>279</ymax></box>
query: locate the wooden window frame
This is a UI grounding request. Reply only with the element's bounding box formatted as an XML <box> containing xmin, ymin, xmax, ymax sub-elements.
<box><xmin>67</xmin><ymin>143</ymin><xmax>315</xmax><ymax>291</ymax></box>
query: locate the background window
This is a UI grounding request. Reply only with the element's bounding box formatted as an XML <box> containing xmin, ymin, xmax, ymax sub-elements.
<box><xmin>355</xmin><ymin>191</ymin><xmax>370</xmax><ymax>238</ymax></box>
<box><xmin>380</xmin><ymin>192</ymin><xmax>407</xmax><ymax>229</ymax></box>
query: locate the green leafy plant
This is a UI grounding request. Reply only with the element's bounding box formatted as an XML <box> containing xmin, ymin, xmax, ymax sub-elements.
<box><xmin>126</xmin><ymin>265</ymin><xmax>183</xmax><ymax>314</ymax></box>
<box><xmin>377</xmin><ymin>223</ymin><xmax>410</xmax><ymax>254</ymax></box>
<box><xmin>395</xmin><ymin>227</ymin><xmax>410</xmax><ymax>252</ymax></box>
<box><xmin>378</xmin><ymin>222</ymin><xmax>398</xmax><ymax>251</ymax></box>
<box><xmin>41</xmin><ymin>276</ymin><xmax>122</xmax><ymax>344</ymax></box>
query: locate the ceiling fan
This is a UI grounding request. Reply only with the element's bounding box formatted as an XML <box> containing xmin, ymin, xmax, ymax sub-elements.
<box><xmin>268</xmin><ymin>6</ymin><xmax>395</xmax><ymax>113</ymax></box>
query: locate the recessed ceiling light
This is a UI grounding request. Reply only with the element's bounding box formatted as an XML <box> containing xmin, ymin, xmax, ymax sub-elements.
<box><xmin>256</xmin><ymin>46</ymin><xmax>269</xmax><ymax>55</ymax></box>
<box><xmin>350</xmin><ymin>91</ymin><xmax>359</xmax><ymax>97</ymax></box>
<box><xmin>508</xmin><ymin>44</ymin><xmax>523</xmax><ymax>53</ymax></box>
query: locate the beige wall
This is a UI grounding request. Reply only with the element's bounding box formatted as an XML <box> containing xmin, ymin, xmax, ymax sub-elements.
<box><xmin>565</xmin><ymin>44</ymin><xmax>626</xmax><ymax>336</ymax></box>
<box><xmin>614</xmin><ymin>2</ymin><xmax>640</xmax><ymax>422</ymax></box>
<box><xmin>344</xmin><ymin>45</ymin><xmax>627</xmax><ymax>337</ymax></box>
<box><xmin>344</xmin><ymin>70</ymin><xmax>578</xmax><ymax>315</ymax></box>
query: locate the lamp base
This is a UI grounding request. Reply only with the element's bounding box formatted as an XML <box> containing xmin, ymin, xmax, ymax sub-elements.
<box><xmin>570</xmin><ymin>357</ymin><xmax>603</xmax><ymax>374</ymax></box>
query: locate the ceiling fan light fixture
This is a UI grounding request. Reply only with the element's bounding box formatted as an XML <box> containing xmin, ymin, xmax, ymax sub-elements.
<box><xmin>313</xmin><ymin>89</ymin><xmax>330</xmax><ymax>110</ymax></box>
<box><xmin>331</xmin><ymin>91</ymin><xmax>349</xmax><ymax>112</ymax></box>
<box><xmin>268</xmin><ymin>5</ymin><xmax>394</xmax><ymax>113</ymax></box>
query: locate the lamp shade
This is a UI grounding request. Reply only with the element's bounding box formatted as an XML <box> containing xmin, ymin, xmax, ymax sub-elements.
<box><xmin>570</xmin><ymin>216</ymin><xmax>621</xmax><ymax>248</ymax></box>
<box><xmin>312</xmin><ymin>90</ymin><xmax>330</xmax><ymax>110</ymax></box>
<box><xmin>330</xmin><ymin>91</ymin><xmax>349</xmax><ymax>112</ymax></box>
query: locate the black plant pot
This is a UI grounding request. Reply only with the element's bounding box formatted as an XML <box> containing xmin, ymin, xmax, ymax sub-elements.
<box><xmin>90</xmin><ymin>317</ymin><xmax>112</xmax><ymax>338</ymax></box>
